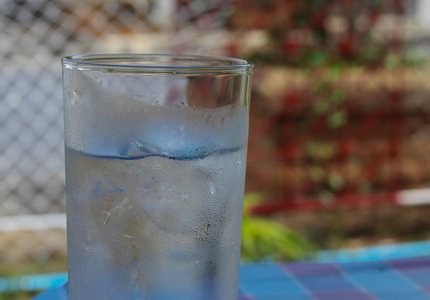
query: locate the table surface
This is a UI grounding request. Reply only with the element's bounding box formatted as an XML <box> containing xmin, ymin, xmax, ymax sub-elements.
<box><xmin>34</xmin><ymin>256</ymin><xmax>430</xmax><ymax>300</ymax></box>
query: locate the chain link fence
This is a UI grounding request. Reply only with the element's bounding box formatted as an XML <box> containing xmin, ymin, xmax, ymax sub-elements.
<box><xmin>0</xmin><ymin>0</ymin><xmax>233</xmax><ymax>268</ymax></box>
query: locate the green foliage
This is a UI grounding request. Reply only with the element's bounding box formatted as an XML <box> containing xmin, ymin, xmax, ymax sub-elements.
<box><xmin>241</xmin><ymin>194</ymin><xmax>314</xmax><ymax>262</ymax></box>
<box><xmin>239</xmin><ymin>0</ymin><xmax>413</xmax><ymax>68</ymax></box>
<box><xmin>328</xmin><ymin>171</ymin><xmax>344</xmax><ymax>191</ymax></box>
<box><xmin>327</xmin><ymin>110</ymin><xmax>347</xmax><ymax>129</ymax></box>
<box><xmin>305</xmin><ymin>141</ymin><xmax>336</xmax><ymax>161</ymax></box>
<box><xmin>0</xmin><ymin>257</ymin><xmax>67</xmax><ymax>298</ymax></box>
<box><xmin>241</xmin><ymin>217</ymin><xmax>313</xmax><ymax>262</ymax></box>
<box><xmin>0</xmin><ymin>257</ymin><xmax>67</xmax><ymax>277</ymax></box>
<box><xmin>0</xmin><ymin>291</ymin><xmax>37</xmax><ymax>300</ymax></box>
<box><xmin>403</xmin><ymin>48</ymin><xmax>427</xmax><ymax>66</ymax></box>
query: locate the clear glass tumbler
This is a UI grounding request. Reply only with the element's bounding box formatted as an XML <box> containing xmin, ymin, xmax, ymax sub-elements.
<box><xmin>62</xmin><ymin>54</ymin><xmax>253</xmax><ymax>300</ymax></box>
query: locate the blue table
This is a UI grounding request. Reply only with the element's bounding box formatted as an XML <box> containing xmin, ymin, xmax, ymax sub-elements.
<box><xmin>34</xmin><ymin>256</ymin><xmax>430</xmax><ymax>300</ymax></box>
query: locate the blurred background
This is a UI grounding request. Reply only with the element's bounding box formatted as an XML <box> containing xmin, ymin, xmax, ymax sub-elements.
<box><xmin>1</xmin><ymin>0</ymin><xmax>430</xmax><ymax>298</ymax></box>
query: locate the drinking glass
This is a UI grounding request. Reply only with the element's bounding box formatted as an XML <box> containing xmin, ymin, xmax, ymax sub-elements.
<box><xmin>62</xmin><ymin>54</ymin><xmax>253</xmax><ymax>299</ymax></box>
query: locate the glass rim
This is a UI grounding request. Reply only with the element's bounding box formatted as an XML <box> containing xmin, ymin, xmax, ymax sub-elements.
<box><xmin>62</xmin><ymin>53</ymin><xmax>253</xmax><ymax>74</ymax></box>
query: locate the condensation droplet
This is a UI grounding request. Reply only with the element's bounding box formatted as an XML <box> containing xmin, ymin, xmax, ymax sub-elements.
<box><xmin>101</xmin><ymin>211</ymin><xmax>110</xmax><ymax>224</ymax></box>
<box><xmin>92</xmin><ymin>70</ymin><xmax>102</xmax><ymax>79</ymax></box>
<box><xmin>68</xmin><ymin>89</ymin><xmax>79</xmax><ymax>105</ymax></box>
<box><xmin>101</xmin><ymin>166</ymin><xmax>108</xmax><ymax>176</ymax></box>
<box><xmin>133</xmin><ymin>95</ymin><xmax>145</xmax><ymax>101</ymax></box>
<box><xmin>209</xmin><ymin>181</ymin><xmax>216</xmax><ymax>196</ymax></box>
<box><xmin>123</xmin><ymin>197</ymin><xmax>134</xmax><ymax>210</ymax></box>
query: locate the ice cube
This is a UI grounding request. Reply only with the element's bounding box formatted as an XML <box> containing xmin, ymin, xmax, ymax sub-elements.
<box><xmin>93</xmin><ymin>177</ymin><xmax>124</xmax><ymax>198</ymax></box>
<box><xmin>131</xmin><ymin>103</ymin><xmax>249</xmax><ymax>159</ymax></box>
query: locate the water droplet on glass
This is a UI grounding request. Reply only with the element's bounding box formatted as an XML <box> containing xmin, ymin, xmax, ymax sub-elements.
<box><xmin>101</xmin><ymin>166</ymin><xmax>108</xmax><ymax>176</ymax></box>
<box><xmin>109</xmin><ymin>197</ymin><xmax>132</xmax><ymax>222</ymax></box>
<box><xmin>133</xmin><ymin>95</ymin><xmax>145</xmax><ymax>101</ymax></box>
<box><xmin>101</xmin><ymin>211</ymin><xmax>110</xmax><ymax>224</ymax></box>
<box><xmin>68</xmin><ymin>89</ymin><xmax>79</xmax><ymax>105</ymax></box>
<box><xmin>123</xmin><ymin>197</ymin><xmax>133</xmax><ymax>210</ymax></box>
<box><xmin>209</xmin><ymin>181</ymin><xmax>216</xmax><ymax>196</ymax></box>
<box><xmin>92</xmin><ymin>71</ymin><xmax>102</xmax><ymax>79</ymax></box>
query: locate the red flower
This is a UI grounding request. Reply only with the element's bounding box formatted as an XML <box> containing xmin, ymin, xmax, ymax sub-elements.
<box><xmin>338</xmin><ymin>36</ymin><xmax>354</xmax><ymax>56</ymax></box>
<box><xmin>283</xmin><ymin>39</ymin><xmax>301</xmax><ymax>55</ymax></box>
<box><xmin>284</xmin><ymin>91</ymin><xmax>301</xmax><ymax>108</ymax></box>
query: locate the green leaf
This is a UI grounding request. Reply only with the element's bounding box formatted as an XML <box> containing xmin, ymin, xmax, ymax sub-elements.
<box><xmin>241</xmin><ymin>215</ymin><xmax>314</xmax><ymax>262</ymax></box>
<box><xmin>328</xmin><ymin>172</ymin><xmax>344</xmax><ymax>191</ymax></box>
<box><xmin>327</xmin><ymin>110</ymin><xmax>347</xmax><ymax>129</ymax></box>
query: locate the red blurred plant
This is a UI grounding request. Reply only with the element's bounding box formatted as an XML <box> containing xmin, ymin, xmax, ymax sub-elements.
<box><xmin>229</xmin><ymin>0</ymin><xmax>409</xmax><ymax>68</ymax></box>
